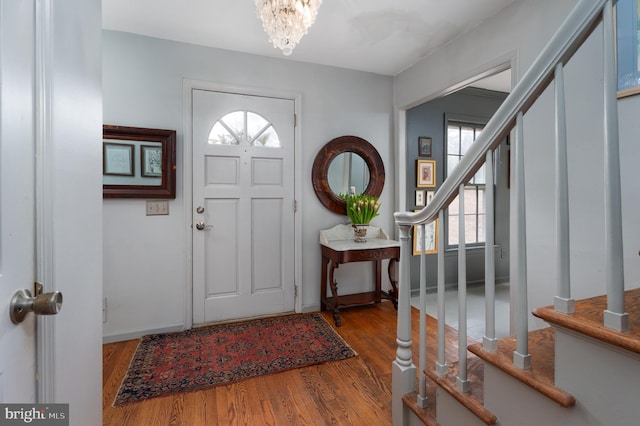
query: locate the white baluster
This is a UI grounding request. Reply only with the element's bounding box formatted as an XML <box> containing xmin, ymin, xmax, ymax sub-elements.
<box><xmin>602</xmin><ymin>0</ymin><xmax>629</xmax><ymax>332</ymax></box>
<box><xmin>436</xmin><ymin>209</ymin><xmax>447</xmax><ymax>376</ymax></box>
<box><xmin>484</xmin><ymin>151</ymin><xmax>498</xmax><ymax>352</ymax></box>
<box><xmin>457</xmin><ymin>184</ymin><xmax>470</xmax><ymax>392</ymax></box>
<box><xmin>417</xmin><ymin>224</ymin><xmax>428</xmax><ymax>408</ymax></box>
<box><xmin>554</xmin><ymin>63</ymin><xmax>575</xmax><ymax>314</ymax></box>
<box><xmin>392</xmin><ymin>223</ymin><xmax>416</xmax><ymax>426</ymax></box>
<box><xmin>513</xmin><ymin>112</ymin><xmax>531</xmax><ymax>370</ymax></box>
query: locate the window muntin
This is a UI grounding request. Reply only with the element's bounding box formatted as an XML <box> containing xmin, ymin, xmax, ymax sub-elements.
<box><xmin>208</xmin><ymin>111</ymin><xmax>281</xmax><ymax>147</ymax></box>
<box><xmin>446</xmin><ymin>122</ymin><xmax>486</xmax><ymax>247</ymax></box>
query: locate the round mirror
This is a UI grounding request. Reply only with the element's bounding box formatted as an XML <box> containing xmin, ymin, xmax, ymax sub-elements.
<box><xmin>312</xmin><ymin>135</ymin><xmax>385</xmax><ymax>215</ymax></box>
<box><xmin>327</xmin><ymin>152</ymin><xmax>370</xmax><ymax>196</ymax></box>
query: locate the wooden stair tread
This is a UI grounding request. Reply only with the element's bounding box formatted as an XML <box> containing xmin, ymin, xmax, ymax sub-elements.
<box><xmin>468</xmin><ymin>328</ymin><xmax>575</xmax><ymax>408</ymax></box>
<box><xmin>418</xmin><ymin>311</ymin><xmax>496</xmax><ymax>425</ymax></box>
<box><xmin>402</xmin><ymin>389</ymin><xmax>439</xmax><ymax>426</ymax></box>
<box><xmin>532</xmin><ymin>288</ymin><xmax>640</xmax><ymax>355</ymax></box>
<box><xmin>425</xmin><ymin>357</ymin><xmax>497</xmax><ymax>425</ymax></box>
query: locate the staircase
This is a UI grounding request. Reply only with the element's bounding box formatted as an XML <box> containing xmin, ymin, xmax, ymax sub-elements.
<box><xmin>391</xmin><ymin>0</ymin><xmax>640</xmax><ymax>425</ymax></box>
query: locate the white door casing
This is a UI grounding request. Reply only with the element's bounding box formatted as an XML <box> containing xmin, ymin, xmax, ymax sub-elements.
<box><xmin>0</xmin><ymin>0</ymin><xmax>37</xmax><ymax>402</ymax></box>
<box><xmin>192</xmin><ymin>89</ymin><xmax>296</xmax><ymax>324</ymax></box>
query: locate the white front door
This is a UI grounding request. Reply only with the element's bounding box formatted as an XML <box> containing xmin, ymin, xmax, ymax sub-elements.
<box><xmin>192</xmin><ymin>89</ymin><xmax>296</xmax><ymax>324</ymax></box>
<box><xmin>0</xmin><ymin>0</ymin><xmax>36</xmax><ymax>402</ymax></box>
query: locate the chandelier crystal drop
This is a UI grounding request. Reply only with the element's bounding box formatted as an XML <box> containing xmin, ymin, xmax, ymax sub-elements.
<box><xmin>255</xmin><ymin>0</ymin><xmax>323</xmax><ymax>56</ymax></box>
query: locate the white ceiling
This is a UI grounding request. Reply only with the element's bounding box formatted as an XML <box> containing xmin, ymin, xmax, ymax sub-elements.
<box><xmin>103</xmin><ymin>0</ymin><xmax>519</xmax><ymax>80</ymax></box>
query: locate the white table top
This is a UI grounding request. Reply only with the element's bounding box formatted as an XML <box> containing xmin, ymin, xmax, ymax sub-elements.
<box><xmin>319</xmin><ymin>223</ymin><xmax>400</xmax><ymax>251</ymax></box>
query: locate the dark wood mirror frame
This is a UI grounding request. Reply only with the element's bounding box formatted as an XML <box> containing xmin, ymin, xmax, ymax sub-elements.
<box><xmin>103</xmin><ymin>125</ymin><xmax>176</xmax><ymax>199</ymax></box>
<box><xmin>312</xmin><ymin>135</ymin><xmax>385</xmax><ymax>215</ymax></box>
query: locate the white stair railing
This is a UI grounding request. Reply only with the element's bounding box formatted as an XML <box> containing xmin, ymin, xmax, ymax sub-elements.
<box><xmin>392</xmin><ymin>0</ymin><xmax>626</xmax><ymax>423</ymax></box>
<box><xmin>512</xmin><ymin>112</ymin><xmax>531</xmax><ymax>370</ymax></box>
<box><xmin>435</xmin><ymin>209</ymin><xmax>448</xmax><ymax>377</ymax></box>
<box><xmin>483</xmin><ymin>151</ymin><xmax>498</xmax><ymax>352</ymax></box>
<box><xmin>554</xmin><ymin>63</ymin><xmax>575</xmax><ymax>315</ymax></box>
<box><xmin>456</xmin><ymin>185</ymin><xmax>470</xmax><ymax>391</ymax></box>
<box><xmin>391</xmin><ymin>223</ymin><xmax>416</xmax><ymax>426</ymax></box>
<box><xmin>602</xmin><ymin>0</ymin><xmax>629</xmax><ymax>332</ymax></box>
<box><xmin>417</xmin><ymin>224</ymin><xmax>428</xmax><ymax>408</ymax></box>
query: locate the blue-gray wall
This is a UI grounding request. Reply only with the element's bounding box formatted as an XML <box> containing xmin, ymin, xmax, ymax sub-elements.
<box><xmin>406</xmin><ymin>88</ymin><xmax>509</xmax><ymax>293</ymax></box>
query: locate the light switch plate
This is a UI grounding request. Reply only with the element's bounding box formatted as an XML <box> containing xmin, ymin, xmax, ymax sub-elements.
<box><xmin>146</xmin><ymin>200</ymin><xmax>169</xmax><ymax>216</ymax></box>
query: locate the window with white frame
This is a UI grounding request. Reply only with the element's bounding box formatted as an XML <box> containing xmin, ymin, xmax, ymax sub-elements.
<box><xmin>446</xmin><ymin>122</ymin><xmax>486</xmax><ymax>246</ymax></box>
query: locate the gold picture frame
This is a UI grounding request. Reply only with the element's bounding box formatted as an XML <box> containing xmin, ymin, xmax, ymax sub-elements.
<box><xmin>417</xmin><ymin>159</ymin><xmax>436</xmax><ymax>188</ymax></box>
<box><xmin>413</xmin><ymin>217</ymin><xmax>438</xmax><ymax>256</ymax></box>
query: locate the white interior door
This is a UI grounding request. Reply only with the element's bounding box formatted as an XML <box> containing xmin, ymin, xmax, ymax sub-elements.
<box><xmin>0</xmin><ymin>0</ymin><xmax>36</xmax><ymax>402</ymax></box>
<box><xmin>192</xmin><ymin>89</ymin><xmax>295</xmax><ymax>324</ymax></box>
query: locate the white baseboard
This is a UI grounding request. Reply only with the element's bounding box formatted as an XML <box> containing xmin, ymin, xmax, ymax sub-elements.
<box><xmin>302</xmin><ymin>304</ymin><xmax>321</xmax><ymax>313</ymax></box>
<box><xmin>102</xmin><ymin>323</ymin><xmax>184</xmax><ymax>344</ymax></box>
<box><xmin>410</xmin><ymin>276</ymin><xmax>510</xmax><ymax>298</ymax></box>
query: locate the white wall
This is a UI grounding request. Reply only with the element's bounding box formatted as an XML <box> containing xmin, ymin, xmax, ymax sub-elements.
<box><xmin>618</xmin><ymin>94</ymin><xmax>640</xmax><ymax>289</ymax></box>
<box><xmin>394</xmin><ymin>0</ymin><xmax>640</xmax><ymax>329</ymax></box>
<box><xmin>102</xmin><ymin>31</ymin><xmax>394</xmax><ymax>340</ymax></box>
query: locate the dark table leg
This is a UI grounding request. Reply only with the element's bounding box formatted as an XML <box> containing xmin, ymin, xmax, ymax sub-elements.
<box><xmin>328</xmin><ymin>260</ymin><xmax>341</xmax><ymax>326</ymax></box>
<box><xmin>320</xmin><ymin>254</ymin><xmax>329</xmax><ymax>311</ymax></box>
<box><xmin>374</xmin><ymin>259</ymin><xmax>382</xmax><ymax>302</ymax></box>
<box><xmin>386</xmin><ymin>258</ymin><xmax>399</xmax><ymax>309</ymax></box>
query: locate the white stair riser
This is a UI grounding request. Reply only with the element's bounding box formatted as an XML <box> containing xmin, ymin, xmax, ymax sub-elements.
<box><xmin>554</xmin><ymin>327</ymin><xmax>640</xmax><ymax>426</ymax></box>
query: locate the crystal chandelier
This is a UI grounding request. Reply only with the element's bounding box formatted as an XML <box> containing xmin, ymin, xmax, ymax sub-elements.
<box><xmin>255</xmin><ymin>0</ymin><xmax>323</xmax><ymax>56</ymax></box>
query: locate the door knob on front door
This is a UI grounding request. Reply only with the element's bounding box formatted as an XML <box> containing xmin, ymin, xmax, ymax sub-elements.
<box><xmin>195</xmin><ymin>221</ymin><xmax>212</xmax><ymax>231</ymax></box>
<box><xmin>10</xmin><ymin>288</ymin><xmax>63</xmax><ymax>324</ymax></box>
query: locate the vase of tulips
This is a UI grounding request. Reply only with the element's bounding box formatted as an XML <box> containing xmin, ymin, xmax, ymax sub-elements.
<box><xmin>340</xmin><ymin>193</ymin><xmax>381</xmax><ymax>242</ymax></box>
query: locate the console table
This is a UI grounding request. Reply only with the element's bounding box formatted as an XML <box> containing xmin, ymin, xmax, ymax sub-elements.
<box><xmin>320</xmin><ymin>224</ymin><xmax>400</xmax><ymax>326</ymax></box>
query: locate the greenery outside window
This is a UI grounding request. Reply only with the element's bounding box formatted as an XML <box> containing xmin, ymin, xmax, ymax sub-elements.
<box><xmin>446</xmin><ymin>122</ymin><xmax>486</xmax><ymax>247</ymax></box>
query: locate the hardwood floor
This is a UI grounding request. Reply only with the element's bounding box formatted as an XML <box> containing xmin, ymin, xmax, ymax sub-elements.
<box><xmin>103</xmin><ymin>301</ymin><xmax>416</xmax><ymax>426</ymax></box>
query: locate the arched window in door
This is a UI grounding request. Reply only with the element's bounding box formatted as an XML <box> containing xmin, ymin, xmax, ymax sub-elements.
<box><xmin>207</xmin><ymin>110</ymin><xmax>281</xmax><ymax>147</ymax></box>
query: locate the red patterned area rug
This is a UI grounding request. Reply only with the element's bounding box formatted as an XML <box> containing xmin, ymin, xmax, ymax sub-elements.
<box><xmin>113</xmin><ymin>313</ymin><xmax>357</xmax><ymax>406</ymax></box>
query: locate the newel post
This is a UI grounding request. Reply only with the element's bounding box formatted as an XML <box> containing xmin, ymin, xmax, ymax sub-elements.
<box><xmin>392</xmin><ymin>223</ymin><xmax>416</xmax><ymax>426</ymax></box>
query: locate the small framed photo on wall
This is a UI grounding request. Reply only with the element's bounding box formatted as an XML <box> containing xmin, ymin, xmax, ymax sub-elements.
<box><xmin>141</xmin><ymin>145</ymin><xmax>163</xmax><ymax>177</ymax></box>
<box><xmin>103</xmin><ymin>143</ymin><xmax>134</xmax><ymax>176</ymax></box>
<box><xmin>415</xmin><ymin>190</ymin><xmax>425</xmax><ymax>206</ymax></box>
<box><xmin>418</xmin><ymin>137</ymin><xmax>432</xmax><ymax>157</ymax></box>
<box><xmin>412</xmin><ymin>218</ymin><xmax>439</xmax><ymax>255</ymax></box>
<box><xmin>417</xmin><ymin>159</ymin><xmax>436</xmax><ymax>188</ymax></box>
<box><xmin>426</xmin><ymin>190</ymin><xmax>435</xmax><ymax>205</ymax></box>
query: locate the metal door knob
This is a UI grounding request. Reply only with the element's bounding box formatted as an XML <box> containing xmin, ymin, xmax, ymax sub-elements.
<box><xmin>10</xmin><ymin>289</ymin><xmax>63</xmax><ymax>324</ymax></box>
<box><xmin>195</xmin><ymin>221</ymin><xmax>212</xmax><ymax>231</ymax></box>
